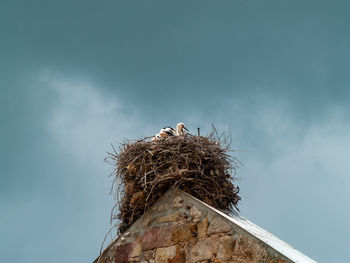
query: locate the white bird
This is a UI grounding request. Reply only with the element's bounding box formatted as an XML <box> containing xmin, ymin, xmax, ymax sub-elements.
<box><xmin>157</xmin><ymin>123</ymin><xmax>189</xmax><ymax>139</ymax></box>
<box><xmin>175</xmin><ymin>122</ymin><xmax>189</xmax><ymax>135</ymax></box>
<box><xmin>152</xmin><ymin>133</ymin><xmax>162</xmax><ymax>141</ymax></box>
<box><xmin>159</xmin><ymin>126</ymin><xmax>176</xmax><ymax>138</ymax></box>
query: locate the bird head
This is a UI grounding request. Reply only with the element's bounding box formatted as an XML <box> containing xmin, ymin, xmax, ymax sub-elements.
<box><xmin>153</xmin><ymin>133</ymin><xmax>162</xmax><ymax>141</ymax></box>
<box><xmin>177</xmin><ymin>122</ymin><xmax>189</xmax><ymax>134</ymax></box>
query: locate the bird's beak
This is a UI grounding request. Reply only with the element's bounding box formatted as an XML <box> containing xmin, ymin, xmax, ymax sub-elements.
<box><xmin>184</xmin><ymin>126</ymin><xmax>189</xmax><ymax>131</ymax></box>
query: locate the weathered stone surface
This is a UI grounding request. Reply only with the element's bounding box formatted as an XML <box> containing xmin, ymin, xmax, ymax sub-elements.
<box><xmin>130</xmin><ymin>242</ymin><xmax>142</xmax><ymax>258</ymax></box>
<box><xmin>207</xmin><ymin>218</ymin><xmax>232</xmax><ymax>235</ymax></box>
<box><xmin>142</xmin><ymin>224</ymin><xmax>174</xmax><ymax>250</ymax></box>
<box><xmin>172</xmin><ymin>196</ymin><xmax>183</xmax><ymax>208</ymax></box>
<box><xmin>142</xmin><ymin>215</ymin><xmax>152</xmax><ymax>227</ymax></box>
<box><xmin>158</xmin><ymin>203</ymin><xmax>170</xmax><ymax>211</ymax></box>
<box><xmin>268</xmin><ymin>259</ymin><xmax>287</xmax><ymax>263</ymax></box>
<box><xmin>189</xmin><ymin>238</ymin><xmax>213</xmax><ymax>262</ymax></box>
<box><xmin>172</xmin><ymin>222</ymin><xmax>197</xmax><ymax>243</ymax></box>
<box><xmin>155</xmin><ymin>245</ymin><xmax>177</xmax><ymax>263</ymax></box>
<box><xmin>209</xmin><ymin>234</ymin><xmax>220</xmax><ymax>255</ymax></box>
<box><xmin>114</xmin><ymin>242</ymin><xmax>134</xmax><ymax>263</ymax></box>
<box><xmin>228</xmin><ymin>256</ymin><xmax>253</xmax><ymax>263</ymax></box>
<box><xmin>233</xmin><ymin>235</ymin><xmax>268</xmax><ymax>262</ymax></box>
<box><xmin>128</xmin><ymin>257</ymin><xmax>140</xmax><ymax>262</ymax></box>
<box><xmin>190</xmin><ymin>206</ymin><xmax>202</xmax><ymax>223</ymax></box>
<box><xmin>217</xmin><ymin>235</ymin><xmax>235</xmax><ymax>260</ymax></box>
<box><xmin>169</xmin><ymin>246</ymin><xmax>186</xmax><ymax>263</ymax></box>
<box><xmin>158</xmin><ymin>212</ymin><xmax>180</xmax><ymax>223</ymax></box>
<box><xmin>197</xmin><ymin>217</ymin><xmax>208</xmax><ymax>238</ymax></box>
<box><xmin>143</xmin><ymin>250</ymin><xmax>155</xmax><ymax>260</ymax></box>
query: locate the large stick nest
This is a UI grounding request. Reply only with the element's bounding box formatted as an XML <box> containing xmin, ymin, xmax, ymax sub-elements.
<box><xmin>106</xmin><ymin>129</ymin><xmax>241</xmax><ymax>234</ymax></box>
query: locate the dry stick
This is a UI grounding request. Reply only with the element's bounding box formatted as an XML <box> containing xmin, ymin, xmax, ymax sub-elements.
<box><xmin>108</xmin><ymin>130</ymin><xmax>240</xmax><ymax>235</ymax></box>
<box><xmin>97</xmin><ymin>221</ymin><xmax>120</xmax><ymax>263</ymax></box>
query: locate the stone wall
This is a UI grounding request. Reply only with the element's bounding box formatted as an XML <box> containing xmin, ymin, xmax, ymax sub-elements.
<box><xmin>96</xmin><ymin>190</ymin><xmax>290</xmax><ymax>263</ymax></box>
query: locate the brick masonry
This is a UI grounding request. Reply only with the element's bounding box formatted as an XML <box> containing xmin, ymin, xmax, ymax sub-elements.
<box><xmin>95</xmin><ymin>190</ymin><xmax>291</xmax><ymax>263</ymax></box>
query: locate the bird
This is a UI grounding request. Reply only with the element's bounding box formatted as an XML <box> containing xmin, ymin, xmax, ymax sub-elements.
<box><xmin>175</xmin><ymin>122</ymin><xmax>189</xmax><ymax>135</ymax></box>
<box><xmin>152</xmin><ymin>133</ymin><xmax>162</xmax><ymax>141</ymax></box>
<box><xmin>157</xmin><ymin>123</ymin><xmax>189</xmax><ymax>139</ymax></box>
<box><xmin>159</xmin><ymin>126</ymin><xmax>176</xmax><ymax>138</ymax></box>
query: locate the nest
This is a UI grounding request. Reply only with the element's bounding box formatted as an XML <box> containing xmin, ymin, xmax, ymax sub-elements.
<box><xmin>106</xmin><ymin>130</ymin><xmax>241</xmax><ymax>234</ymax></box>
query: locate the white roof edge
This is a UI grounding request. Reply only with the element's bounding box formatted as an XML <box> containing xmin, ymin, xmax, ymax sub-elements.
<box><xmin>182</xmin><ymin>192</ymin><xmax>317</xmax><ymax>263</ymax></box>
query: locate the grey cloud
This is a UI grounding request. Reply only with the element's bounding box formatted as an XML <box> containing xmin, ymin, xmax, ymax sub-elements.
<box><xmin>224</xmin><ymin>105</ymin><xmax>350</xmax><ymax>262</ymax></box>
<box><xmin>2</xmin><ymin>0</ymin><xmax>350</xmax><ymax>114</ymax></box>
<box><xmin>2</xmin><ymin>1</ymin><xmax>350</xmax><ymax>262</ymax></box>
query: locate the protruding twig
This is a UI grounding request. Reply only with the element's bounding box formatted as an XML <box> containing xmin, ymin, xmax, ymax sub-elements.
<box><xmin>105</xmin><ymin>126</ymin><xmax>241</xmax><ymax>235</ymax></box>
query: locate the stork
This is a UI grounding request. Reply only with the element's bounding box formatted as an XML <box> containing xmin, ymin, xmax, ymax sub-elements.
<box><xmin>159</xmin><ymin>126</ymin><xmax>176</xmax><ymax>137</ymax></box>
<box><xmin>157</xmin><ymin>123</ymin><xmax>189</xmax><ymax>139</ymax></box>
<box><xmin>152</xmin><ymin>133</ymin><xmax>162</xmax><ymax>141</ymax></box>
<box><xmin>175</xmin><ymin>122</ymin><xmax>189</xmax><ymax>135</ymax></box>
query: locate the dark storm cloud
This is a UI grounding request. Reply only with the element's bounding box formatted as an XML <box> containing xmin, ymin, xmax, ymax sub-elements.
<box><xmin>2</xmin><ymin>0</ymin><xmax>350</xmax><ymax>115</ymax></box>
<box><xmin>1</xmin><ymin>1</ymin><xmax>350</xmax><ymax>262</ymax></box>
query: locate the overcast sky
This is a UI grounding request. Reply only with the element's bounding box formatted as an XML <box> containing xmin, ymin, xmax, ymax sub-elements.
<box><xmin>1</xmin><ymin>1</ymin><xmax>350</xmax><ymax>262</ymax></box>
